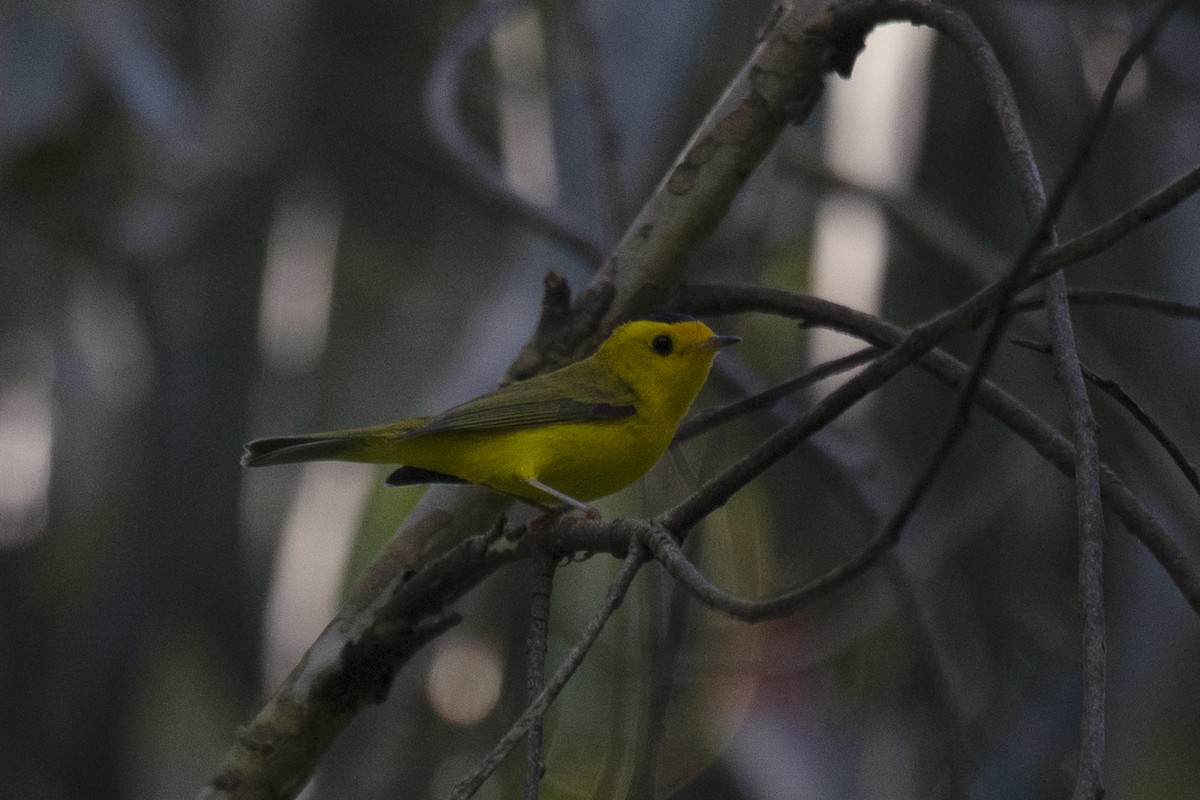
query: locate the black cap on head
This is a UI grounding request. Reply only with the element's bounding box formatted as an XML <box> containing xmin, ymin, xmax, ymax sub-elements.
<box><xmin>640</xmin><ymin>311</ymin><xmax>697</xmax><ymax>324</ymax></box>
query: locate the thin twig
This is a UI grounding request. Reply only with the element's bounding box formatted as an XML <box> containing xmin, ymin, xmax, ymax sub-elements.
<box><xmin>829</xmin><ymin>0</ymin><xmax>1053</xmax><ymax>571</ymax></box>
<box><xmin>424</xmin><ymin>0</ymin><xmax>605</xmax><ymax>265</ymax></box>
<box><xmin>628</xmin><ymin>538</ymin><xmax>699</xmax><ymax>800</ymax></box>
<box><xmin>1044</xmin><ymin>269</ymin><xmax>1109</xmax><ymax>800</ymax></box>
<box><xmin>834</xmin><ymin>13</ymin><xmax>1177</xmax><ymax>795</ymax></box>
<box><xmin>524</xmin><ymin>550</ymin><xmax>557</xmax><ymax>799</ymax></box>
<box><xmin>666</xmin><ymin>275</ymin><xmax>1033</xmax><ymax>533</ymax></box>
<box><xmin>679</xmin><ymin>283</ymin><xmax>1200</xmax><ymax>615</ymax></box>
<box><xmin>1034</xmin><ymin>159</ymin><xmax>1200</xmax><ymax>278</ymax></box>
<box><xmin>640</xmin><ymin>521</ymin><xmax>889</xmax><ymax>620</ymax></box>
<box><xmin>675</xmin><ymin>345</ymin><xmax>882</xmax><ymax>443</ymax></box>
<box><xmin>1012</xmin><ymin>288</ymin><xmax>1200</xmax><ymax>320</ymax></box>
<box><xmin>666</xmin><ymin>274</ymin><xmax>1016</xmax><ymax>534</ymax></box>
<box><xmin>1012</xmin><ymin>338</ymin><xmax>1200</xmax><ymax>502</ymax></box>
<box><xmin>1050</xmin><ymin>6</ymin><xmax>1183</xmax><ymax>796</ymax></box>
<box><xmin>450</xmin><ymin>543</ymin><xmax>647</xmax><ymax>800</ymax></box>
<box><xmin>637</xmin><ymin>305</ymin><xmax>1200</xmax><ymax>622</ymax></box>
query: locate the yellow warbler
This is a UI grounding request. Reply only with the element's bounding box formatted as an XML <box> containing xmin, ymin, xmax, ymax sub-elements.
<box><xmin>242</xmin><ymin>313</ymin><xmax>738</xmax><ymax>515</ymax></box>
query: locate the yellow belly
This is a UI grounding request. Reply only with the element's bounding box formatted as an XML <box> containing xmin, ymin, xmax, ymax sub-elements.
<box><xmin>352</xmin><ymin>416</ymin><xmax>672</xmax><ymax>505</ymax></box>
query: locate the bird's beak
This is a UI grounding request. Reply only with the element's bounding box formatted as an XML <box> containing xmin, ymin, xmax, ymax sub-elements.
<box><xmin>700</xmin><ymin>334</ymin><xmax>741</xmax><ymax>351</ymax></box>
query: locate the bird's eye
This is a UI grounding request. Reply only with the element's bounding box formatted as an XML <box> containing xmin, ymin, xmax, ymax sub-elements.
<box><xmin>651</xmin><ymin>334</ymin><xmax>673</xmax><ymax>355</ymax></box>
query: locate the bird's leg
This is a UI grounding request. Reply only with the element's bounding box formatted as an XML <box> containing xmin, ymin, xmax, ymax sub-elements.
<box><xmin>524</xmin><ymin>478</ymin><xmax>601</xmax><ymax>520</ymax></box>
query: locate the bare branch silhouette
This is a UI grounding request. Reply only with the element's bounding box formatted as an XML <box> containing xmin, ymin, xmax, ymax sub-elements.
<box><xmin>675</xmin><ymin>345</ymin><xmax>882</xmax><ymax>443</ymax></box>
<box><xmin>450</xmin><ymin>543</ymin><xmax>647</xmax><ymax>800</ymax></box>
<box><xmin>524</xmin><ymin>550</ymin><xmax>557</xmax><ymax>799</ymax></box>
<box><xmin>198</xmin><ymin>3</ymin><xmax>1200</xmax><ymax>798</ymax></box>
<box><xmin>1013</xmin><ymin>338</ymin><xmax>1200</xmax><ymax>502</ymax></box>
<box><xmin>1035</xmin><ymin>159</ymin><xmax>1200</xmax><ymax>276</ymax></box>
<box><xmin>679</xmin><ymin>283</ymin><xmax>1200</xmax><ymax>614</ymax></box>
<box><xmin>1013</xmin><ymin>288</ymin><xmax>1200</xmax><ymax>320</ymax></box>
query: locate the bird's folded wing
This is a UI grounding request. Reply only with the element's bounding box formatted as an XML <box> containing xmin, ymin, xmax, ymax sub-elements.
<box><xmin>403</xmin><ymin>373</ymin><xmax>636</xmax><ymax>436</ymax></box>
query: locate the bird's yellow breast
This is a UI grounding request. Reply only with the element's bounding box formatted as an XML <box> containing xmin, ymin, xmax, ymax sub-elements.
<box><xmin>379</xmin><ymin>412</ymin><xmax>672</xmax><ymax>504</ymax></box>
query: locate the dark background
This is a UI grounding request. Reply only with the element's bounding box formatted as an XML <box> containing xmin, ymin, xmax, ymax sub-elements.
<box><xmin>1</xmin><ymin>1</ymin><xmax>1198</xmax><ymax>798</ymax></box>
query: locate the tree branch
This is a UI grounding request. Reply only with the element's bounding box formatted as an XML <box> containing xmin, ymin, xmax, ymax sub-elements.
<box><xmin>1042</xmin><ymin>6</ymin><xmax>1184</xmax><ymax>796</ymax></box>
<box><xmin>198</xmin><ymin>514</ymin><xmax>518</xmax><ymax>800</ymax></box>
<box><xmin>674</xmin><ymin>345</ymin><xmax>881</xmax><ymax>443</ymax></box>
<box><xmin>678</xmin><ymin>283</ymin><xmax>1200</xmax><ymax>615</ymax></box>
<box><xmin>1012</xmin><ymin>289</ymin><xmax>1200</xmax><ymax>320</ymax></box>
<box><xmin>1012</xmin><ymin>338</ymin><xmax>1200</xmax><ymax>506</ymax></box>
<box><xmin>822</xmin><ymin>0</ymin><xmax>1054</xmax><ymax>575</ymax></box>
<box><xmin>524</xmin><ymin>550</ymin><xmax>557</xmax><ymax>799</ymax></box>
<box><xmin>587</xmin><ymin>0</ymin><xmax>836</xmax><ymax>304</ymax></box>
<box><xmin>1035</xmin><ymin>159</ymin><xmax>1200</xmax><ymax>278</ymax></box>
<box><xmin>450</xmin><ymin>542</ymin><xmax>647</xmax><ymax>800</ymax></box>
<box><xmin>201</xmin><ymin>3</ymin><xmax>1200</xmax><ymax>796</ymax></box>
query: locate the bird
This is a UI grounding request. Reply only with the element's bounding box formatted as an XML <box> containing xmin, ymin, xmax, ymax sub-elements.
<box><xmin>242</xmin><ymin>312</ymin><xmax>738</xmax><ymax>516</ymax></box>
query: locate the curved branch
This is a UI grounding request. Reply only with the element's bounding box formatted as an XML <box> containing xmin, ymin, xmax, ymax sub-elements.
<box><xmin>678</xmin><ymin>283</ymin><xmax>1200</xmax><ymax>615</ymax></box>
<box><xmin>450</xmin><ymin>542</ymin><xmax>648</xmax><ymax>800</ymax></box>
<box><xmin>620</xmin><ymin>286</ymin><xmax>1200</xmax><ymax>624</ymax></box>
<box><xmin>826</xmin><ymin>0</ymin><xmax>1058</xmax><ymax>565</ymax></box>
<box><xmin>201</xmin><ymin>4</ymin><xmax>1200</xmax><ymax>797</ymax></box>
<box><xmin>202</xmin><ymin>274</ymin><xmax>1200</xmax><ymax>800</ymax></box>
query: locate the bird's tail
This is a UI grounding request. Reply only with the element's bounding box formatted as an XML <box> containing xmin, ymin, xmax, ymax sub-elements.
<box><xmin>241</xmin><ymin>418</ymin><xmax>431</xmax><ymax>467</ymax></box>
<box><xmin>241</xmin><ymin>434</ymin><xmax>363</xmax><ymax>467</ymax></box>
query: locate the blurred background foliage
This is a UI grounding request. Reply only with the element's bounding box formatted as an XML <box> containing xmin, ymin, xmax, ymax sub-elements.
<box><xmin>1</xmin><ymin>1</ymin><xmax>1199</xmax><ymax>798</ymax></box>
